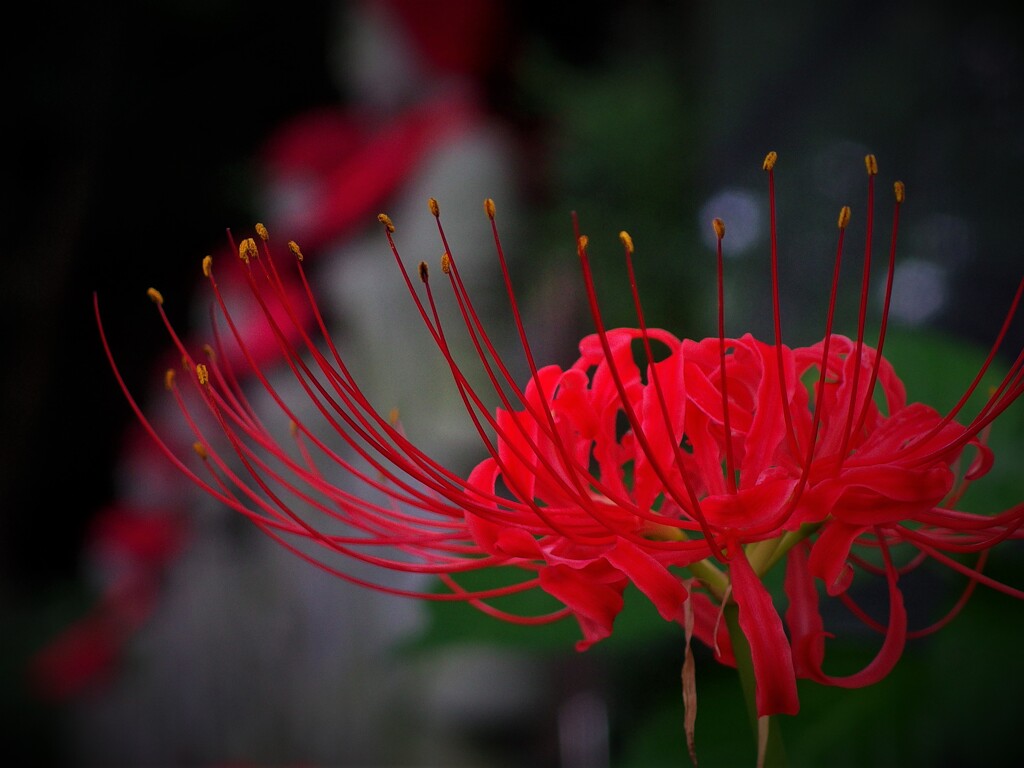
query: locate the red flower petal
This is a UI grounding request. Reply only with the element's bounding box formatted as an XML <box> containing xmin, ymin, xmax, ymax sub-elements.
<box><xmin>729</xmin><ymin>546</ymin><xmax>800</xmax><ymax>716</ymax></box>
<box><xmin>787</xmin><ymin>536</ymin><xmax>908</xmax><ymax>688</ymax></box>
<box><xmin>539</xmin><ymin>563</ymin><xmax>625</xmax><ymax>650</ymax></box>
<box><xmin>603</xmin><ymin>538</ymin><xmax>688</xmax><ymax>622</ymax></box>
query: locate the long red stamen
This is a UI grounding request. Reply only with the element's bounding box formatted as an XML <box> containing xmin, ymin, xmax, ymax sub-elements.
<box><xmin>428</xmin><ymin>202</ymin><xmax>645</xmax><ymax>538</ymax></box>
<box><xmin>420</xmin><ymin>254</ymin><xmax>599</xmax><ymax>538</ymax></box>
<box><xmin>379</xmin><ymin>225</ymin><xmax>594</xmax><ymax>537</ymax></box>
<box><xmin>803</xmin><ymin>206</ymin><xmax>851</xmax><ymax>472</ymax></box>
<box><xmin>215</xmin><ymin>245</ymin><xmax>470</xmax><ymax>512</ymax></box>
<box><xmin>219</xmin><ymin>233</ymin><xmax>569</xmax><ymax>559</ymax></box>
<box><xmin>574</xmin><ymin>216</ymin><xmax>718</xmax><ymax>559</ymax></box>
<box><xmin>764</xmin><ymin>151</ymin><xmax>800</xmax><ymax>459</ymax></box>
<box><xmin>621</xmin><ymin>229</ymin><xmax>725</xmax><ymax>559</ymax></box>
<box><xmin>433</xmin><ymin>203</ymin><xmax>610</xmax><ymax>520</ymax></box>
<box><xmin>907</xmin><ymin>275</ymin><xmax>1024</xmax><ymax>465</ymax></box>
<box><xmin>905</xmin><ymin>551</ymin><xmax>986</xmax><ymax>639</ymax></box>
<box><xmin>713</xmin><ymin>217</ymin><xmax>737</xmax><ymax>494</ymax></box>
<box><xmin>750</xmin><ymin>205</ymin><xmax>851</xmax><ymax>537</ymax></box>
<box><xmin>109</xmin><ymin>281</ymin><xmax>569</xmax><ymax>613</ymax></box>
<box><xmin>837</xmin><ymin>155</ymin><xmax>878</xmax><ymax>464</ymax></box>
<box><xmin>898</xmin><ymin>530</ymin><xmax>1024</xmax><ymax>599</ymax></box>
<box><xmin>850</xmin><ymin>180</ymin><xmax>904</xmax><ymax>440</ymax></box>
<box><xmin>366</xmin><ymin>222</ymin><xmax>585</xmax><ymax>528</ymax></box>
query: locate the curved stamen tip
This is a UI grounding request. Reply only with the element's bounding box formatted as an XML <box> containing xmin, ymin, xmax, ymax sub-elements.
<box><xmin>192</xmin><ymin>441</ymin><xmax>208</xmax><ymax>460</ymax></box>
<box><xmin>255</xmin><ymin>222</ymin><xmax>269</xmax><ymax>241</ymax></box>
<box><xmin>287</xmin><ymin>240</ymin><xmax>304</xmax><ymax>261</ymax></box>
<box><xmin>894</xmin><ymin>181</ymin><xmax>906</xmax><ymax>204</ymax></box>
<box><xmin>164</xmin><ymin>369</ymin><xmax>175</xmax><ymax>390</ymax></box>
<box><xmin>440</xmin><ymin>251</ymin><xmax>452</xmax><ymax>274</ymax></box>
<box><xmin>838</xmin><ymin>205</ymin><xmax>852</xmax><ymax>229</ymax></box>
<box><xmin>865</xmin><ymin>154</ymin><xmax>879</xmax><ymax>176</ymax></box>
<box><xmin>377</xmin><ymin>213</ymin><xmax>396</xmax><ymax>233</ymax></box>
<box><xmin>619</xmin><ymin>230</ymin><xmax>634</xmax><ymax>254</ymax></box>
<box><xmin>196</xmin><ymin>363</ymin><xmax>210</xmax><ymax>386</ymax></box>
<box><xmin>762</xmin><ymin>151</ymin><xmax>778</xmax><ymax>171</ymax></box>
<box><xmin>428</xmin><ymin>197</ymin><xmax>440</xmax><ymax>217</ymax></box>
<box><xmin>202</xmin><ymin>255</ymin><xmax>213</xmax><ymax>277</ymax></box>
<box><xmin>147</xmin><ymin>287</ymin><xmax>164</xmax><ymax>305</ymax></box>
<box><xmin>239</xmin><ymin>237</ymin><xmax>258</xmax><ymax>263</ymax></box>
<box><xmin>712</xmin><ymin>218</ymin><xmax>726</xmax><ymax>240</ymax></box>
<box><xmin>484</xmin><ymin>198</ymin><xmax>496</xmax><ymax>220</ymax></box>
<box><xmin>418</xmin><ymin>261</ymin><xmax>429</xmax><ymax>283</ymax></box>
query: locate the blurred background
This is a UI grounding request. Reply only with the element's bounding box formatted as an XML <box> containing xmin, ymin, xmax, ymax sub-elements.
<box><xmin>5</xmin><ymin>0</ymin><xmax>1024</xmax><ymax>765</ymax></box>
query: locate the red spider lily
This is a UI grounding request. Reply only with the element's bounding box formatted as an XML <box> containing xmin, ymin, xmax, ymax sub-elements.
<box><xmin>95</xmin><ymin>153</ymin><xmax>1024</xmax><ymax>726</ymax></box>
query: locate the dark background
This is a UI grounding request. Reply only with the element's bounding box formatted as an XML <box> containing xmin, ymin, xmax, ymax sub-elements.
<box><xmin>5</xmin><ymin>1</ymin><xmax>1024</xmax><ymax>765</ymax></box>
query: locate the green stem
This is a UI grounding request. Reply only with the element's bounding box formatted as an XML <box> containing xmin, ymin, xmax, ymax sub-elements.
<box><xmin>688</xmin><ymin>557</ymin><xmax>729</xmax><ymax>600</ymax></box>
<box><xmin>724</xmin><ymin>602</ymin><xmax>787</xmax><ymax>767</ymax></box>
<box><xmin>758</xmin><ymin>523</ymin><xmax>821</xmax><ymax>575</ymax></box>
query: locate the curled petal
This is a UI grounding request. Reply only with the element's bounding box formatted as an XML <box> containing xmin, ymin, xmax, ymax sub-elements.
<box><xmin>729</xmin><ymin>546</ymin><xmax>799</xmax><ymax>716</ymax></box>
<box><xmin>788</xmin><ymin>534</ymin><xmax>908</xmax><ymax>688</ymax></box>
<box><xmin>603</xmin><ymin>538</ymin><xmax>688</xmax><ymax>622</ymax></box>
<box><xmin>822</xmin><ymin>464</ymin><xmax>954</xmax><ymax>526</ymax></box>
<box><xmin>783</xmin><ymin>541</ymin><xmax>827</xmax><ymax>679</ymax></box>
<box><xmin>807</xmin><ymin>521</ymin><xmax>864</xmax><ymax>595</ymax></box>
<box><xmin>539</xmin><ymin>563</ymin><xmax>625</xmax><ymax>651</ymax></box>
<box><xmin>741</xmin><ymin>340</ymin><xmax>796</xmax><ymax>478</ymax></box>
<box><xmin>964</xmin><ymin>440</ymin><xmax>994</xmax><ymax>481</ymax></box>
<box><xmin>465</xmin><ymin>459</ymin><xmax>543</xmax><ymax>559</ymax></box>
<box><xmin>700</xmin><ymin>477</ymin><xmax>799</xmax><ymax>532</ymax></box>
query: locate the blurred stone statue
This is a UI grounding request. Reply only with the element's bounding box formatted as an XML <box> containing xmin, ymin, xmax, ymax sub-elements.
<box><xmin>34</xmin><ymin>2</ymin><xmax>563</xmax><ymax>765</ymax></box>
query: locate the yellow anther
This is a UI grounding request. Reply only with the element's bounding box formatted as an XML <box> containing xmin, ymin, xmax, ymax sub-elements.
<box><xmin>619</xmin><ymin>231</ymin><xmax>634</xmax><ymax>255</ymax></box>
<box><xmin>762</xmin><ymin>151</ymin><xmax>778</xmax><ymax>171</ymax></box>
<box><xmin>239</xmin><ymin>237</ymin><xmax>258</xmax><ymax>263</ymax></box>
<box><xmin>838</xmin><ymin>205</ymin><xmax>852</xmax><ymax>229</ymax></box>
<box><xmin>388</xmin><ymin>407</ymin><xmax>400</xmax><ymax>426</ymax></box>
<box><xmin>192</xmin><ymin>441</ymin><xmax>208</xmax><ymax>460</ymax></box>
<box><xmin>577</xmin><ymin>235</ymin><xmax>589</xmax><ymax>252</ymax></box>
<box><xmin>147</xmin><ymin>287</ymin><xmax>164</xmax><ymax>305</ymax></box>
<box><xmin>196</xmin><ymin>363</ymin><xmax>209</xmax><ymax>386</ymax></box>
<box><xmin>377</xmin><ymin>213</ymin><xmax>395</xmax><ymax>233</ymax></box>
<box><xmin>202</xmin><ymin>344</ymin><xmax>215</xmax><ymax>360</ymax></box>
<box><xmin>484</xmin><ymin>198</ymin><xmax>496</xmax><ymax>219</ymax></box>
<box><xmin>202</xmin><ymin>255</ymin><xmax>213</xmax><ymax>277</ymax></box>
<box><xmin>712</xmin><ymin>218</ymin><xmax>726</xmax><ymax>239</ymax></box>
<box><xmin>287</xmin><ymin>240</ymin><xmax>304</xmax><ymax>261</ymax></box>
<box><xmin>428</xmin><ymin>198</ymin><xmax>440</xmax><ymax>217</ymax></box>
<box><xmin>441</xmin><ymin>252</ymin><xmax>451</xmax><ymax>274</ymax></box>
<box><xmin>289</xmin><ymin>420</ymin><xmax>299</xmax><ymax>437</ymax></box>
<box><xmin>164</xmin><ymin>369</ymin><xmax>176</xmax><ymax>390</ymax></box>
<box><xmin>864</xmin><ymin>154</ymin><xmax>878</xmax><ymax>176</ymax></box>
<box><xmin>255</xmin><ymin>222</ymin><xmax>269</xmax><ymax>241</ymax></box>
<box><xmin>418</xmin><ymin>261</ymin><xmax>429</xmax><ymax>282</ymax></box>
<box><xmin>894</xmin><ymin>180</ymin><xmax>905</xmax><ymax>203</ymax></box>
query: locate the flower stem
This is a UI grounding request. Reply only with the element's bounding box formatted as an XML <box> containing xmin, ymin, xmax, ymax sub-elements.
<box><xmin>724</xmin><ymin>602</ymin><xmax>787</xmax><ymax>768</ymax></box>
<box><xmin>688</xmin><ymin>557</ymin><xmax>729</xmax><ymax>600</ymax></box>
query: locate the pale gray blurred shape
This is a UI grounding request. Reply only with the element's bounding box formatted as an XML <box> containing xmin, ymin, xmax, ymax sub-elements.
<box><xmin>68</xmin><ymin>1</ymin><xmax>551</xmax><ymax>765</ymax></box>
<box><xmin>698</xmin><ymin>187</ymin><xmax>763</xmax><ymax>257</ymax></box>
<box><xmin>887</xmin><ymin>258</ymin><xmax>949</xmax><ymax>326</ymax></box>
